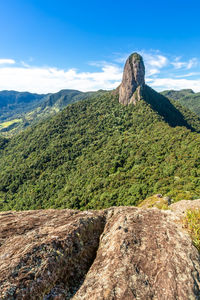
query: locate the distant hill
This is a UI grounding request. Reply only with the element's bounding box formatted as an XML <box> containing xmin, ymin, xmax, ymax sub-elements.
<box><xmin>0</xmin><ymin>89</ymin><xmax>106</xmax><ymax>136</ymax></box>
<box><xmin>161</xmin><ymin>89</ymin><xmax>200</xmax><ymax>117</ymax></box>
<box><xmin>0</xmin><ymin>90</ymin><xmax>46</xmax><ymax>121</ymax></box>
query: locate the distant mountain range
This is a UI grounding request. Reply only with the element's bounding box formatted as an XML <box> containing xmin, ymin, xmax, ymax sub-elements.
<box><xmin>161</xmin><ymin>89</ymin><xmax>200</xmax><ymax>117</ymax></box>
<box><xmin>0</xmin><ymin>89</ymin><xmax>106</xmax><ymax>136</ymax></box>
<box><xmin>0</xmin><ymin>87</ymin><xmax>200</xmax><ymax>137</ymax></box>
<box><xmin>0</xmin><ymin>85</ymin><xmax>200</xmax><ymax>137</ymax></box>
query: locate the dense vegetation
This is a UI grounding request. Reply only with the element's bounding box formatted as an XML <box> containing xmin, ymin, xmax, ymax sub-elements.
<box><xmin>184</xmin><ymin>209</ymin><xmax>200</xmax><ymax>251</ymax></box>
<box><xmin>0</xmin><ymin>91</ymin><xmax>46</xmax><ymax>121</ymax></box>
<box><xmin>0</xmin><ymin>89</ymin><xmax>105</xmax><ymax>136</ymax></box>
<box><xmin>162</xmin><ymin>89</ymin><xmax>200</xmax><ymax>117</ymax></box>
<box><xmin>0</xmin><ymin>86</ymin><xmax>200</xmax><ymax>211</ymax></box>
<box><xmin>2</xmin><ymin>87</ymin><xmax>199</xmax><ymax>137</ymax></box>
<box><xmin>0</xmin><ymin>136</ymin><xmax>8</xmax><ymax>150</ymax></box>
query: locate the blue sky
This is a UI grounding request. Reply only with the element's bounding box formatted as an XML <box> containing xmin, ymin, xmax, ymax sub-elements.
<box><xmin>0</xmin><ymin>0</ymin><xmax>200</xmax><ymax>93</ymax></box>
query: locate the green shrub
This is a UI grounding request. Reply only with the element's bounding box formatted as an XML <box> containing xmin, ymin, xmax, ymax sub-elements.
<box><xmin>184</xmin><ymin>209</ymin><xmax>200</xmax><ymax>251</ymax></box>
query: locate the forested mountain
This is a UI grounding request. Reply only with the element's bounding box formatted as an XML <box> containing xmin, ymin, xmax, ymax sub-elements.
<box><xmin>0</xmin><ymin>88</ymin><xmax>200</xmax><ymax>211</ymax></box>
<box><xmin>0</xmin><ymin>53</ymin><xmax>200</xmax><ymax>211</ymax></box>
<box><xmin>161</xmin><ymin>89</ymin><xmax>200</xmax><ymax>117</ymax></box>
<box><xmin>1</xmin><ymin>85</ymin><xmax>199</xmax><ymax>138</ymax></box>
<box><xmin>0</xmin><ymin>90</ymin><xmax>46</xmax><ymax>121</ymax></box>
<box><xmin>0</xmin><ymin>89</ymin><xmax>105</xmax><ymax>136</ymax></box>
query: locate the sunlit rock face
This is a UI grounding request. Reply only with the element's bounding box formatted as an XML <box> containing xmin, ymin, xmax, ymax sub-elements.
<box><xmin>0</xmin><ymin>206</ymin><xmax>200</xmax><ymax>299</ymax></box>
<box><xmin>119</xmin><ymin>53</ymin><xmax>145</xmax><ymax>105</ymax></box>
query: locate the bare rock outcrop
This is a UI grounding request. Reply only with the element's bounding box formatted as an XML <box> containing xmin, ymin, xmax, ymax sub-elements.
<box><xmin>0</xmin><ymin>209</ymin><xmax>106</xmax><ymax>299</ymax></box>
<box><xmin>0</xmin><ymin>206</ymin><xmax>200</xmax><ymax>299</ymax></box>
<box><xmin>74</xmin><ymin>207</ymin><xmax>200</xmax><ymax>300</ymax></box>
<box><xmin>170</xmin><ymin>199</ymin><xmax>200</xmax><ymax>216</ymax></box>
<box><xmin>119</xmin><ymin>53</ymin><xmax>145</xmax><ymax>105</ymax></box>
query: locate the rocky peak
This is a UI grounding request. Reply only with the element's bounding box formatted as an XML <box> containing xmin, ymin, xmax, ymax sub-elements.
<box><xmin>119</xmin><ymin>52</ymin><xmax>145</xmax><ymax>105</ymax></box>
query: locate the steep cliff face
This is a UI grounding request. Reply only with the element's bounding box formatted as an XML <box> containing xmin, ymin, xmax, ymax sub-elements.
<box><xmin>0</xmin><ymin>205</ymin><xmax>200</xmax><ymax>299</ymax></box>
<box><xmin>119</xmin><ymin>53</ymin><xmax>145</xmax><ymax>105</ymax></box>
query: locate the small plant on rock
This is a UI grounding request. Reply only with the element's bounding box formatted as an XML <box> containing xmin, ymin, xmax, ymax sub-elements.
<box><xmin>184</xmin><ymin>209</ymin><xmax>200</xmax><ymax>252</ymax></box>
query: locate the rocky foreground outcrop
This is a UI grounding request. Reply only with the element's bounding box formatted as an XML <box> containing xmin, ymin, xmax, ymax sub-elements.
<box><xmin>0</xmin><ymin>205</ymin><xmax>200</xmax><ymax>299</ymax></box>
<box><xmin>119</xmin><ymin>53</ymin><xmax>145</xmax><ymax>105</ymax></box>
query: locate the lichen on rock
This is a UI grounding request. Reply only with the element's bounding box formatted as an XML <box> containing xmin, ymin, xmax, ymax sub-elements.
<box><xmin>0</xmin><ymin>206</ymin><xmax>200</xmax><ymax>299</ymax></box>
<box><xmin>74</xmin><ymin>207</ymin><xmax>200</xmax><ymax>300</ymax></box>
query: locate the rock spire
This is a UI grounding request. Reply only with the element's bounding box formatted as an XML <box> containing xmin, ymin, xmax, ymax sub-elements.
<box><xmin>119</xmin><ymin>52</ymin><xmax>145</xmax><ymax>105</ymax></box>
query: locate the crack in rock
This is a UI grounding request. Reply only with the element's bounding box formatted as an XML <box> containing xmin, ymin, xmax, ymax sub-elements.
<box><xmin>0</xmin><ymin>207</ymin><xmax>200</xmax><ymax>299</ymax></box>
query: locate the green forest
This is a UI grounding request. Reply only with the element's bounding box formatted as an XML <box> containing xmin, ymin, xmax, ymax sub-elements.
<box><xmin>0</xmin><ymin>86</ymin><xmax>200</xmax><ymax>211</ymax></box>
<box><xmin>162</xmin><ymin>89</ymin><xmax>200</xmax><ymax>117</ymax></box>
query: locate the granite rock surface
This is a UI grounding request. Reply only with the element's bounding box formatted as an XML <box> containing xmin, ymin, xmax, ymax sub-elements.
<box><xmin>119</xmin><ymin>53</ymin><xmax>145</xmax><ymax>105</ymax></box>
<box><xmin>0</xmin><ymin>206</ymin><xmax>200</xmax><ymax>299</ymax></box>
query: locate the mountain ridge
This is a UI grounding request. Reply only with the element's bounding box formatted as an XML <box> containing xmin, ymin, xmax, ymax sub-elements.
<box><xmin>161</xmin><ymin>88</ymin><xmax>200</xmax><ymax>117</ymax></box>
<box><xmin>0</xmin><ymin>89</ymin><xmax>107</xmax><ymax>136</ymax></box>
<box><xmin>0</xmin><ymin>91</ymin><xmax>200</xmax><ymax>211</ymax></box>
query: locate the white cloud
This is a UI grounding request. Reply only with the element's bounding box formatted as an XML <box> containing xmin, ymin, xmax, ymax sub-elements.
<box><xmin>142</xmin><ymin>53</ymin><xmax>168</xmax><ymax>68</ymax></box>
<box><xmin>171</xmin><ymin>57</ymin><xmax>198</xmax><ymax>70</ymax></box>
<box><xmin>147</xmin><ymin>77</ymin><xmax>200</xmax><ymax>92</ymax></box>
<box><xmin>0</xmin><ymin>63</ymin><xmax>122</xmax><ymax>93</ymax></box>
<box><xmin>0</xmin><ymin>59</ymin><xmax>15</xmax><ymax>65</ymax></box>
<box><xmin>187</xmin><ymin>58</ymin><xmax>198</xmax><ymax>69</ymax></box>
<box><xmin>143</xmin><ymin>53</ymin><xmax>168</xmax><ymax>76</ymax></box>
<box><xmin>175</xmin><ymin>72</ymin><xmax>200</xmax><ymax>78</ymax></box>
<box><xmin>147</xmin><ymin>68</ymin><xmax>160</xmax><ymax>76</ymax></box>
<box><xmin>131</xmin><ymin>51</ymin><xmax>168</xmax><ymax>77</ymax></box>
<box><xmin>143</xmin><ymin>54</ymin><xmax>200</xmax><ymax>92</ymax></box>
<box><xmin>172</xmin><ymin>61</ymin><xmax>187</xmax><ymax>69</ymax></box>
<box><xmin>114</xmin><ymin>54</ymin><xmax>128</xmax><ymax>64</ymax></box>
<box><xmin>20</xmin><ymin>61</ymin><xmax>31</xmax><ymax>68</ymax></box>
